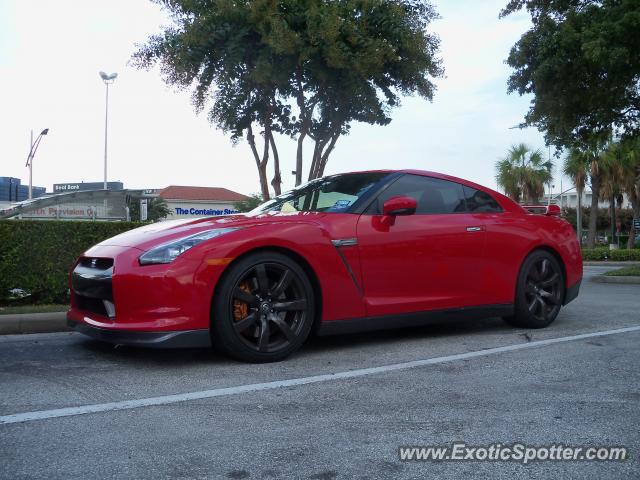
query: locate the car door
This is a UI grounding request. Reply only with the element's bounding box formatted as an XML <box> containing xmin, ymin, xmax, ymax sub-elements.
<box><xmin>459</xmin><ymin>184</ymin><xmax>515</xmax><ymax>305</ymax></box>
<box><xmin>356</xmin><ymin>174</ymin><xmax>488</xmax><ymax>317</ymax></box>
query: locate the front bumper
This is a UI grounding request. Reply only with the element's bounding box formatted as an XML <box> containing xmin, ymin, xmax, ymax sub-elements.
<box><xmin>67</xmin><ymin>317</ymin><xmax>211</xmax><ymax>348</ymax></box>
<box><xmin>68</xmin><ymin>243</ymin><xmax>228</xmax><ymax>334</ymax></box>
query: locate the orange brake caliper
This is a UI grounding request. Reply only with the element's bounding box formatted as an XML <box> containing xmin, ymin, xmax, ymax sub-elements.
<box><xmin>233</xmin><ymin>281</ymin><xmax>251</xmax><ymax>321</ymax></box>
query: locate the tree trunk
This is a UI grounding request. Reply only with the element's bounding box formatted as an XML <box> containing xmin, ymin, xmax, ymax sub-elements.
<box><xmin>316</xmin><ymin>132</ymin><xmax>339</xmax><ymax>178</ymax></box>
<box><xmin>295</xmin><ymin>131</ymin><xmax>306</xmax><ymax>187</ymax></box>
<box><xmin>258</xmin><ymin>163</ymin><xmax>269</xmax><ymax>200</ymax></box>
<box><xmin>631</xmin><ymin>165</ymin><xmax>640</xmax><ymax>248</ymax></box>
<box><xmin>628</xmin><ymin>201</ymin><xmax>639</xmax><ymax>249</ymax></box>
<box><xmin>269</xmin><ymin>132</ymin><xmax>282</xmax><ymax>196</ymax></box>
<box><xmin>586</xmin><ymin>173</ymin><xmax>600</xmax><ymax>248</ymax></box>
<box><xmin>246</xmin><ymin>124</ymin><xmax>270</xmax><ymax>201</ymax></box>
<box><xmin>576</xmin><ymin>187</ymin><xmax>583</xmax><ymax>246</ymax></box>
<box><xmin>610</xmin><ymin>194</ymin><xmax>616</xmax><ymax>245</ymax></box>
<box><xmin>308</xmin><ymin>138</ymin><xmax>324</xmax><ymax>181</ymax></box>
<box><xmin>308</xmin><ymin>127</ymin><xmax>340</xmax><ymax>181</ymax></box>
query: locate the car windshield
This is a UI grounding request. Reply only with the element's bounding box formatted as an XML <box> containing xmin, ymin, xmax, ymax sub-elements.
<box><xmin>251</xmin><ymin>172</ymin><xmax>389</xmax><ymax>214</ymax></box>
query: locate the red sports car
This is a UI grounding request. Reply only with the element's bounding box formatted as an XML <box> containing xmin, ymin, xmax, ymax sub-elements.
<box><xmin>68</xmin><ymin>170</ymin><xmax>582</xmax><ymax>362</ymax></box>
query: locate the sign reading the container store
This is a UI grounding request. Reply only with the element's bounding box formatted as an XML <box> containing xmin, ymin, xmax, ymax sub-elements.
<box><xmin>175</xmin><ymin>207</ymin><xmax>239</xmax><ymax>216</ymax></box>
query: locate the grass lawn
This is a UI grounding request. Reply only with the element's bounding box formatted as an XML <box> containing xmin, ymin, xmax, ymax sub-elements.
<box><xmin>604</xmin><ymin>266</ymin><xmax>640</xmax><ymax>277</ymax></box>
<box><xmin>0</xmin><ymin>304</ymin><xmax>68</xmax><ymax>315</ymax></box>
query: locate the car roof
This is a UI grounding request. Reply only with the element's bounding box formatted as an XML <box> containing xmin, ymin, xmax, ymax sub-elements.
<box><xmin>338</xmin><ymin>169</ymin><xmax>524</xmax><ymax>213</ymax></box>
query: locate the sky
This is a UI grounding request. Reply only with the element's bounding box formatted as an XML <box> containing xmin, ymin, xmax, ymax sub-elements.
<box><xmin>0</xmin><ymin>0</ymin><xmax>564</xmax><ymax>197</ymax></box>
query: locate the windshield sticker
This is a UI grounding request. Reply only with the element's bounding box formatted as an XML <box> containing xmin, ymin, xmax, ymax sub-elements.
<box><xmin>333</xmin><ymin>199</ymin><xmax>352</xmax><ymax>209</ymax></box>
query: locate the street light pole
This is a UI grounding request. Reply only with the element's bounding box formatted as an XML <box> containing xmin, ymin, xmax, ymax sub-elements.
<box><xmin>99</xmin><ymin>71</ymin><xmax>117</xmax><ymax>190</ymax></box>
<box><xmin>29</xmin><ymin>130</ymin><xmax>33</xmax><ymax>199</ymax></box>
<box><xmin>25</xmin><ymin>128</ymin><xmax>49</xmax><ymax>199</ymax></box>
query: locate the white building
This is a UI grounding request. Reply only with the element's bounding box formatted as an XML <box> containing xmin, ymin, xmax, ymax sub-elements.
<box><xmin>542</xmin><ymin>191</ymin><xmax>632</xmax><ymax>209</ymax></box>
<box><xmin>157</xmin><ymin>186</ymin><xmax>249</xmax><ymax>220</ymax></box>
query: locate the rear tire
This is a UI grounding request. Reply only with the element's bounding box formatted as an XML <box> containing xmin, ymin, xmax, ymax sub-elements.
<box><xmin>504</xmin><ymin>250</ymin><xmax>565</xmax><ymax>329</ymax></box>
<box><xmin>211</xmin><ymin>251</ymin><xmax>315</xmax><ymax>362</ymax></box>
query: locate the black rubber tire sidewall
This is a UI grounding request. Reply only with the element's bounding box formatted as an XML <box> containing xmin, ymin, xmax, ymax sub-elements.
<box><xmin>211</xmin><ymin>251</ymin><xmax>315</xmax><ymax>362</ymax></box>
<box><xmin>505</xmin><ymin>250</ymin><xmax>565</xmax><ymax>329</ymax></box>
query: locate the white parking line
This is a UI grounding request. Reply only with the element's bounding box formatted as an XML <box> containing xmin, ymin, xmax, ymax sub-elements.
<box><xmin>2</xmin><ymin>325</ymin><xmax>640</xmax><ymax>425</ymax></box>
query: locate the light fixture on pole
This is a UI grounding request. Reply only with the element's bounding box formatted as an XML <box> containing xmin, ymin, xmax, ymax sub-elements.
<box><xmin>99</xmin><ymin>71</ymin><xmax>117</xmax><ymax>190</ymax></box>
<box><xmin>25</xmin><ymin>128</ymin><xmax>49</xmax><ymax>200</ymax></box>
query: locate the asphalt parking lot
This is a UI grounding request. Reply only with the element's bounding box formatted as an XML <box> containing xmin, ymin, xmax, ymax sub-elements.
<box><xmin>1</xmin><ymin>265</ymin><xmax>638</xmax><ymax>479</ymax></box>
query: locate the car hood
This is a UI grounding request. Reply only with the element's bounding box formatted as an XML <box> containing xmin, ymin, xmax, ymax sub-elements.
<box><xmin>96</xmin><ymin>212</ymin><xmax>326</xmax><ymax>251</ymax></box>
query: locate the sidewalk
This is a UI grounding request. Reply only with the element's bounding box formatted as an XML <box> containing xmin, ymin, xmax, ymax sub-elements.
<box><xmin>0</xmin><ymin>311</ymin><xmax>68</xmax><ymax>335</ymax></box>
<box><xmin>583</xmin><ymin>261</ymin><xmax>640</xmax><ymax>267</ymax></box>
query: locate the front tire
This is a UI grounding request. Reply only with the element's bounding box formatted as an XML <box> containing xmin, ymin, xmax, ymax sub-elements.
<box><xmin>504</xmin><ymin>250</ymin><xmax>565</xmax><ymax>329</ymax></box>
<box><xmin>211</xmin><ymin>252</ymin><xmax>315</xmax><ymax>362</ymax></box>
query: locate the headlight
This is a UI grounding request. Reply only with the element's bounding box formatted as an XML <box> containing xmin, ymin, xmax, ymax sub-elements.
<box><xmin>139</xmin><ymin>228</ymin><xmax>238</xmax><ymax>265</ymax></box>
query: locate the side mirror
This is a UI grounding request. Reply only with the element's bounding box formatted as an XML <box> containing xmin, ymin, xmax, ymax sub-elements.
<box><xmin>383</xmin><ymin>196</ymin><xmax>417</xmax><ymax>216</ymax></box>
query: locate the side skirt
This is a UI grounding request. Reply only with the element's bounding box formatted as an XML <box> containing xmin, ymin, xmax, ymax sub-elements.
<box><xmin>316</xmin><ymin>304</ymin><xmax>514</xmax><ymax>336</ymax></box>
<box><xmin>563</xmin><ymin>279</ymin><xmax>581</xmax><ymax>306</ymax></box>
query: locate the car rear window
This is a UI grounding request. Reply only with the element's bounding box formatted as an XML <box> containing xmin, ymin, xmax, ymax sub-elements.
<box><xmin>462</xmin><ymin>186</ymin><xmax>503</xmax><ymax>213</ymax></box>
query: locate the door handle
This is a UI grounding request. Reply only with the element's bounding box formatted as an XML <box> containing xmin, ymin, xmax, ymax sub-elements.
<box><xmin>466</xmin><ymin>226</ymin><xmax>483</xmax><ymax>232</ymax></box>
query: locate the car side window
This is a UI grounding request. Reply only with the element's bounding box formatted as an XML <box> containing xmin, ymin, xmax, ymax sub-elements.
<box><xmin>366</xmin><ymin>174</ymin><xmax>467</xmax><ymax>215</ymax></box>
<box><xmin>462</xmin><ymin>186</ymin><xmax>503</xmax><ymax>213</ymax></box>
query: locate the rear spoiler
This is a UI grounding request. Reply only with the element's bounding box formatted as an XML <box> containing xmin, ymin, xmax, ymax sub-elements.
<box><xmin>523</xmin><ymin>204</ymin><xmax>562</xmax><ymax>217</ymax></box>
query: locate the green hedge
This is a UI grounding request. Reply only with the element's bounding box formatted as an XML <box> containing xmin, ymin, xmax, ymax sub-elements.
<box><xmin>581</xmin><ymin>247</ymin><xmax>640</xmax><ymax>261</ymax></box>
<box><xmin>0</xmin><ymin>220</ymin><xmax>142</xmax><ymax>305</ymax></box>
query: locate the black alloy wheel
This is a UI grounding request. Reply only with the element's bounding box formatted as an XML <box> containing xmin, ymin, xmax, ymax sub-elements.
<box><xmin>211</xmin><ymin>252</ymin><xmax>315</xmax><ymax>362</ymax></box>
<box><xmin>504</xmin><ymin>250</ymin><xmax>565</xmax><ymax>329</ymax></box>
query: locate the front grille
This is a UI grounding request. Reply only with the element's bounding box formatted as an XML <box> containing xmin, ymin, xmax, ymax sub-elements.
<box><xmin>76</xmin><ymin>294</ymin><xmax>109</xmax><ymax>317</ymax></box>
<box><xmin>78</xmin><ymin>257</ymin><xmax>114</xmax><ymax>270</ymax></box>
<box><xmin>72</xmin><ymin>257</ymin><xmax>115</xmax><ymax>318</ymax></box>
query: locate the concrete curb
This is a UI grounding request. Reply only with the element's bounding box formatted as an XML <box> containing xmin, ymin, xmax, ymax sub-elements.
<box><xmin>583</xmin><ymin>261</ymin><xmax>640</xmax><ymax>267</ymax></box>
<box><xmin>0</xmin><ymin>312</ymin><xmax>69</xmax><ymax>335</ymax></box>
<box><xmin>590</xmin><ymin>275</ymin><xmax>640</xmax><ymax>285</ymax></box>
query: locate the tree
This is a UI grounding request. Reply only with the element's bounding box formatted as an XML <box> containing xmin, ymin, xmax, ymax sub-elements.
<box><xmin>600</xmin><ymin>143</ymin><xmax>626</xmax><ymax>244</ymax></box>
<box><xmin>233</xmin><ymin>194</ymin><xmax>264</xmax><ymax>213</ymax></box>
<box><xmin>133</xmin><ymin>1</ymin><xmax>292</xmax><ymax>200</ymax></box>
<box><xmin>133</xmin><ymin>0</ymin><xmax>442</xmax><ymax>197</ymax></box>
<box><xmin>273</xmin><ymin>0</ymin><xmax>443</xmax><ymax>184</ymax></box>
<box><xmin>496</xmin><ymin>143</ymin><xmax>553</xmax><ymax>203</ymax></box>
<box><xmin>614</xmin><ymin>136</ymin><xmax>640</xmax><ymax>247</ymax></box>
<box><xmin>128</xmin><ymin>197</ymin><xmax>171</xmax><ymax>222</ymax></box>
<box><xmin>563</xmin><ymin>147</ymin><xmax>589</xmax><ymax>244</ymax></box>
<box><xmin>501</xmin><ymin>0</ymin><xmax>640</xmax><ymax>148</ymax></box>
<box><xmin>569</xmin><ymin>136</ymin><xmax>611</xmax><ymax>248</ymax></box>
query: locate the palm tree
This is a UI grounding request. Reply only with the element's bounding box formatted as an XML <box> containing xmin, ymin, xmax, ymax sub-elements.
<box><xmin>601</xmin><ymin>143</ymin><xmax>626</xmax><ymax>245</ymax></box>
<box><xmin>496</xmin><ymin>144</ymin><xmax>553</xmax><ymax>204</ymax></box>
<box><xmin>617</xmin><ymin>137</ymin><xmax>640</xmax><ymax>248</ymax></box>
<box><xmin>578</xmin><ymin>136</ymin><xmax>610</xmax><ymax>249</ymax></box>
<box><xmin>128</xmin><ymin>197</ymin><xmax>171</xmax><ymax>222</ymax></box>
<box><xmin>563</xmin><ymin>148</ymin><xmax>589</xmax><ymax>244</ymax></box>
